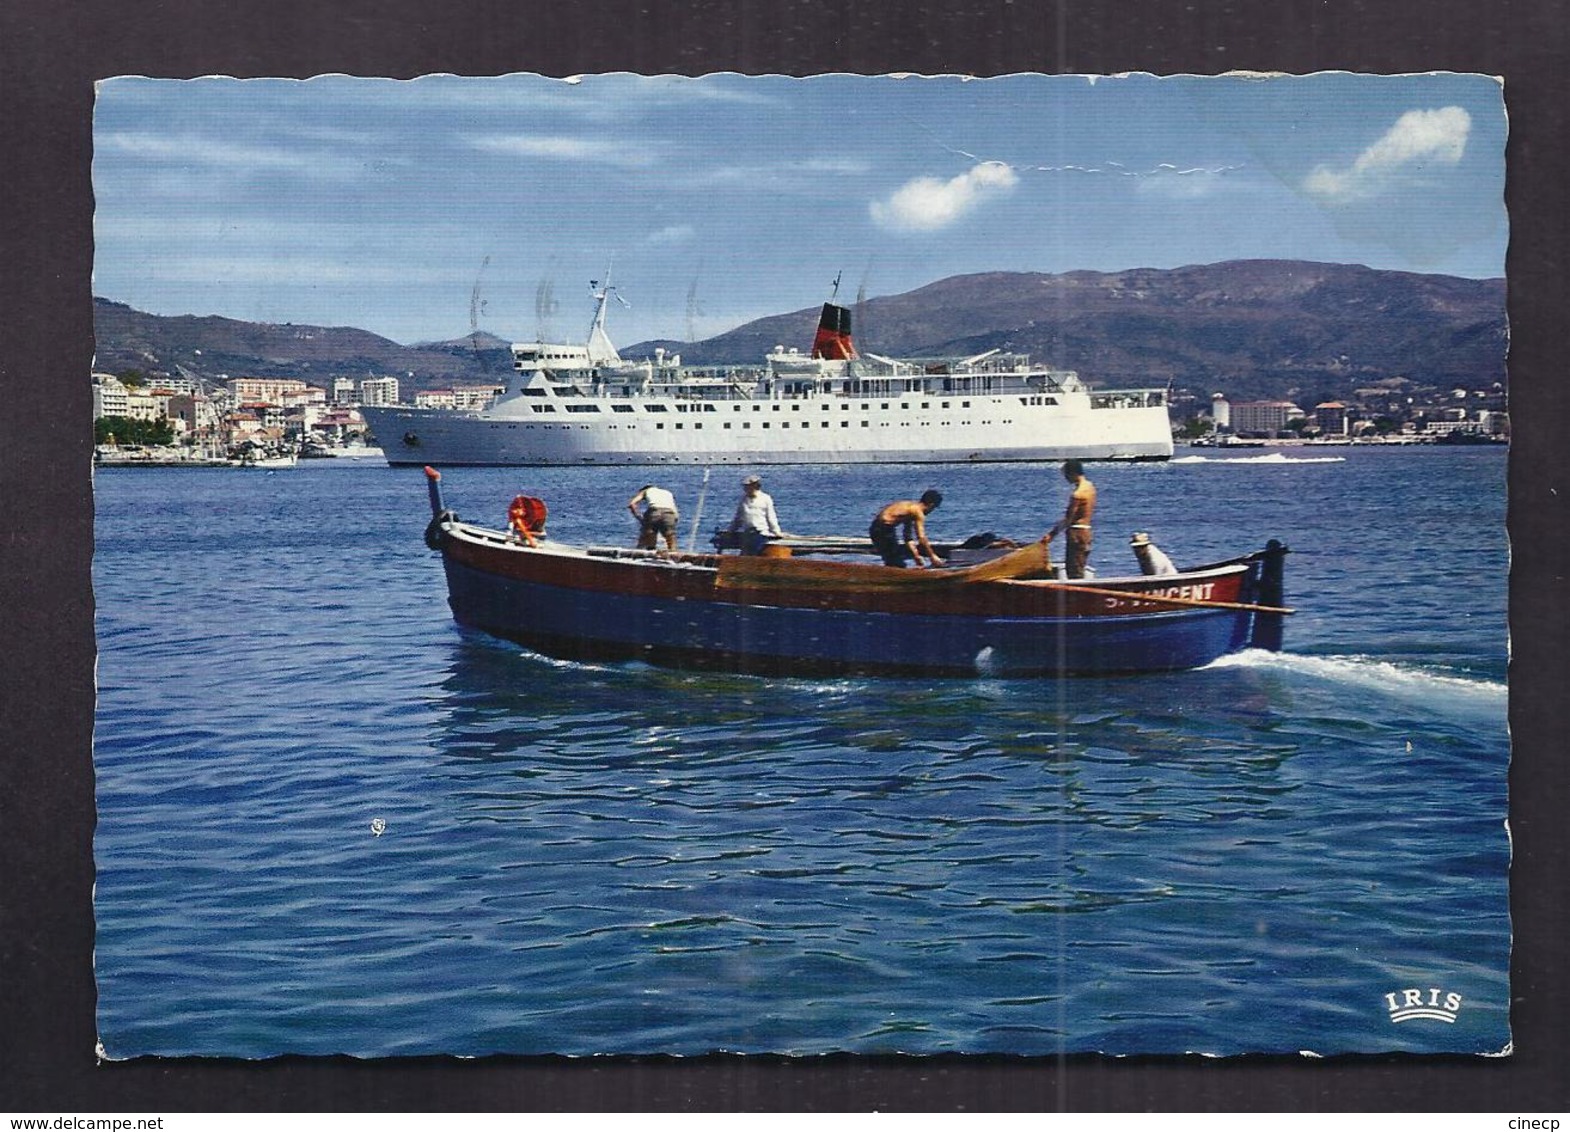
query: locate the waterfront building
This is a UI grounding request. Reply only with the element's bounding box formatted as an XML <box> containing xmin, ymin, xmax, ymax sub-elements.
<box><xmin>151</xmin><ymin>375</ymin><xmax>204</xmax><ymax>396</ymax></box>
<box><xmin>413</xmin><ymin>386</ymin><xmax>504</xmax><ymax>410</ymax></box>
<box><xmin>92</xmin><ymin>373</ymin><xmax>129</xmax><ymax>419</ymax></box>
<box><xmin>1210</xmin><ymin>393</ymin><xmax>1231</xmax><ymax>432</ymax></box>
<box><xmin>415</xmin><ymin>389</ymin><xmax>457</xmax><ymax>410</ymax></box>
<box><xmin>359</xmin><ymin>376</ymin><xmax>400</xmax><ymax>406</ymax></box>
<box><xmin>167</xmin><ymin>393</ymin><xmax>219</xmax><ymax>438</ymax></box>
<box><xmin>455</xmin><ymin>384</ymin><xmax>504</xmax><ymax>409</ymax></box>
<box><xmin>1231</xmin><ymin>400</ymin><xmax>1301</xmax><ymax>437</ymax></box>
<box><xmin>223</xmin><ymin>411</ymin><xmax>263</xmax><ymax>448</ymax></box>
<box><xmin>229</xmin><ymin>376</ymin><xmax>309</xmax><ymax>405</ymax></box>
<box><xmin>313</xmin><ymin>407</ymin><xmax>366</xmax><ymax>442</ymax></box>
<box><xmin>282</xmin><ymin>385</ymin><xmax>329</xmax><ymax>408</ymax></box>
<box><xmin>1314</xmin><ymin>401</ymin><xmax>1350</xmax><ymax>437</ymax></box>
<box><xmin>123</xmin><ymin>387</ymin><xmax>170</xmax><ymax>422</ymax></box>
<box><xmin>330</xmin><ymin>377</ymin><xmax>359</xmax><ymax>406</ymax></box>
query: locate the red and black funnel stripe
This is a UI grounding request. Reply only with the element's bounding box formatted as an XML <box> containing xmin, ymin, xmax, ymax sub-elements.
<box><xmin>811</xmin><ymin>303</ymin><xmax>859</xmax><ymax>360</ymax></box>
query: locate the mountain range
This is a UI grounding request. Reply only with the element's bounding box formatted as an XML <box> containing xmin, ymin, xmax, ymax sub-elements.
<box><xmin>93</xmin><ymin>260</ymin><xmax>1507</xmax><ymax>408</ymax></box>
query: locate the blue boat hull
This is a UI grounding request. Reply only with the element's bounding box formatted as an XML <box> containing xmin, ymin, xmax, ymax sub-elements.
<box><xmin>442</xmin><ymin>555</ymin><xmax>1257</xmax><ymax>678</ymax></box>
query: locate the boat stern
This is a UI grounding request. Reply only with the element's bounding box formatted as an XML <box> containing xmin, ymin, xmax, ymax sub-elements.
<box><xmin>1246</xmin><ymin>539</ymin><xmax>1289</xmax><ymax>651</ymax></box>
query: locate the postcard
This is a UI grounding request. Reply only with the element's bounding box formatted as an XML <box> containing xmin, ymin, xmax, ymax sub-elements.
<box><xmin>89</xmin><ymin>71</ymin><xmax>1510</xmax><ymax>1060</ymax></box>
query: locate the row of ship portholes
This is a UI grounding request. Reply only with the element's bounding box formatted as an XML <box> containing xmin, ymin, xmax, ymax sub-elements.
<box><xmin>477</xmin><ymin>420</ymin><xmax>1011</xmax><ymax>431</ymax></box>
<box><xmin>517</xmin><ymin>400</ymin><xmax>983</xmax><ymax>415</ymax></box>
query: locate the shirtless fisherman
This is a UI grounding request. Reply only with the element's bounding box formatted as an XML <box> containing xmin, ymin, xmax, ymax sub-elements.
<box><xmin>1042</xmin><ymin>460</ymin><xmax>1097</xmax><ymax>579</ymax></box>
<box><xmin>869</xmin><ymin>490</ymin><xmax>944</xmax><ymax>568</ymax></box>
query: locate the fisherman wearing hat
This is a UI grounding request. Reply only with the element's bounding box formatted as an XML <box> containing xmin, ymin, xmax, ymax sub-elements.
<box><xmin>1129</xmin><ymin>531</ymin><xmax>1178</xmax><ymax>576</ymax></box>
<box><xmin>728</xmin><ymin>474</ymin><xmax>783</xmax><ymax>555</ymax></box>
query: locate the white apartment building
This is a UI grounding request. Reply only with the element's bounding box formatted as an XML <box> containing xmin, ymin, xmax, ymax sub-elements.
<box><xmin>359</xmin><ymin>376</ymin><xmax>400</xmax><ymax>406</ymax></box>
<box><xmin>455</xmin><ymin>384</ymin><xmax>504</xmax><ymax>410</ymax></box>
<box><xmin>93</xmin><ymin>373</ymin><xmax>129</xmax><ymax>418</ymax></box>
<box><xmin>150</xmin><ymin>376</ymin><xmax>204</xmax><ymax>396</ymax></box>
<box><xmin>413</xmin><ymin>384</ymin><xmax>502</xmax><ymax>410</ymax></box>
<box><xmin>415</xmin><ymin>389</ymin><xmax>457</xmax><ymax>409</ymax></box>
<box><xmin>124</xmin><ymin>388</ymin><xmax>170</xmax><ymax>422</ymax></box>
<box><xmin>282</xmin><ymin>386</ymin><xmax>329</xmax><ymax>408</ymax></box>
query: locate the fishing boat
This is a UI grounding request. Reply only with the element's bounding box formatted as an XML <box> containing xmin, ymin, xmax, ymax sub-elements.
<box><xmin>419</xmin><ymin>468</ymin><xmax>1288</xmax><ymax>677</ymax></box>
<box><xmin>363</xmin><ymin>280</ymin><xmax>1175</xmax><ymax>468</ymax></box>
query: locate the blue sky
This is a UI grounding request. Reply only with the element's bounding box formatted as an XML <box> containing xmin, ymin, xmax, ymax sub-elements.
<box><xmin>92</xmin><ymin>71</ymin><xmax>1507</xmax><ymax>348</ymax></box>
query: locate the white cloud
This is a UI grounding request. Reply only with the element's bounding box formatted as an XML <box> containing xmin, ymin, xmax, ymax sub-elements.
<box><xmin>1303</xmin><ymin>107</ymin><xmax>1472</xmax><ymax>203</ymax></box>
<box><xmin>98</xmin><ymin>131</ymin><xmax>372</xmax><ymax>182</ymax></box>
<box><xmin>668</xmin><ymin>157</ymin><xmax>871</xmax><ymax>190</ymax></box>
<box><xmin>645</xmin><ymin>224</ymin><xmax>694</xmax><ymax>245</ymax></box>
<box><xmin>464</xmin><ymin>132</ymin><xmax>654</xmax><ymax>167</ymax></box>
<box><xmin>799</xmin><ymin>158</ymin><xmax>873</xmax><ymax>175</ymax></box>
<box><xmin>126</xmin><ymin>254</ymin><xmax>481</xmax><ymax>288</ymax></box>
<box><xmin>102</xmin><ymin>132</ymin><xmax>318</xmax><ymax>170</ymax></box>
<box><xmin>869</xmin><ymin>162</ymin><xmax>1018</xmax><ymax>232</ymax></box>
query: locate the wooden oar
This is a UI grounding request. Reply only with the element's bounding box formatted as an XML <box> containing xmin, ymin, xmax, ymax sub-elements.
<box><xmin>1016</xmin><ymin>580</ymin><xmax>1295</xmax><ymax>615</ymax></box>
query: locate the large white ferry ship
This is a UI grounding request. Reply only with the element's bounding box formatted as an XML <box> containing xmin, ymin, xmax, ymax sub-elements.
<box><xmin>363</xmin><ymin>281</ymin><xmax>1174</xmax><ymax>467</ymax></box>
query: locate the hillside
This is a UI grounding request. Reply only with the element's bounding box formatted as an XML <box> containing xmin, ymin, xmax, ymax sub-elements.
<box><xmin>93</xmin><ymin>260</ymin><xmax>1506</xmax><ymax>407</ymax></box>
<box><xmin>633</xmin><ymin>261</ymin><xmax>1506</xmax><ymax>404</ymax></box>
<box><xmin>92</xmin><ymin>300</ymin><xmax>512</xmax><ymax>386</ymax></box>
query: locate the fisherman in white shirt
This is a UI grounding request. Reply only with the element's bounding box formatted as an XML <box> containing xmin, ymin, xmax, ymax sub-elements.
<box><xmin>728</xmin><ymin>474</ymin><xmax>782</xmax><ymax>555</ymax></box>
<box><xmin>628</xmin><ymin>483</ymin><xmax>680</xmax><ymax>551</ymax></box>
<box><xmin>1129</xmin><ymin>531</ymin><xmax>1178</xmax><ymax>576</ymax></box>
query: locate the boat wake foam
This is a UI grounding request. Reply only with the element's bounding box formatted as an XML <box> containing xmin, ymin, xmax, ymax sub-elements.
<box><xmin>1171</xmin><ymin>453</ymin><xmax>1346</xmax><ymax>465</ymax></box>
<box><xmin>1207</xmin><ymin>649</ymin><xmax>1507</xmax><ymax>713</ymax></box>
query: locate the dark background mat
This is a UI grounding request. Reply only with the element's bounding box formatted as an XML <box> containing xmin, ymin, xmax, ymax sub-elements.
<box><xmin>2</xmin><ymin>0</ymin><xmax>1564</xmax><ymax>1112</ymax></box>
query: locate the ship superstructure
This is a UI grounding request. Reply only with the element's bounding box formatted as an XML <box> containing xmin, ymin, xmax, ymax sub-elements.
<box><xmin>362</xmin><ymin>280</ymin><xmax>1174</xmax><ymax>467</ymax></box>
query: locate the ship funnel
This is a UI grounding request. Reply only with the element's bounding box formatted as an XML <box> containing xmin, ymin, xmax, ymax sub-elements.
<box><xmin>810</xmin><ymin>303</ymin><xmax>858</xmax><ymax>361</ymax></box>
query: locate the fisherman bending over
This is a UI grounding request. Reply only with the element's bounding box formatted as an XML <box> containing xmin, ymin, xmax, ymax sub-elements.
<box><xmin>1042</xmin><ymin>459</ymin><xmax>1096</xmax><ymax>579</ymax></box>
<box><xmin>628</xmin><ymin>483</ymin><xmax>679</xmax><ymax>551</ymax></box>
<box><xmin>869</xmin><ymin>490</ymin><xmax>944</xmax><ymax>568</ymax></box>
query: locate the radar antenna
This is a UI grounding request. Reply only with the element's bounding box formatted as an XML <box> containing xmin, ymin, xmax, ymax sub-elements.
<box><xmin>585</xmin><ymin>269</ymin><xmax>627</xmax><ymax>367</ymax></box>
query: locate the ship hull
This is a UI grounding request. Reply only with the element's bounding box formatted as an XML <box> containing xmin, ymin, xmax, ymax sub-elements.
<box><xmin>365</xmin><ymin>401</ymin><xmax>1174</xmax><ymax>467</ymax></box>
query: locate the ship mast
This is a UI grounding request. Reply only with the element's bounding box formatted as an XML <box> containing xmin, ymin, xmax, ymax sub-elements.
<box><xmin>585</xmin><ymin>272</ymin><xmax>627</xmax><ymax>367</ymax></box>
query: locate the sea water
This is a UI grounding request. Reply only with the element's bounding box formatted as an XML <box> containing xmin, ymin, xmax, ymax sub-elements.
<box><xmin>91</xmin><ymin>446</ymin><xmax>1510</xmax><ymax>1057</ymax></box>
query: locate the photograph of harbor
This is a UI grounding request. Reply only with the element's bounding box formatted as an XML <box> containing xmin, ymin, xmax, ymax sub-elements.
<box><xmin>89</xmin><ymin>72</ymin><xmax>1510</xmax><ymax>1058</ymax></box>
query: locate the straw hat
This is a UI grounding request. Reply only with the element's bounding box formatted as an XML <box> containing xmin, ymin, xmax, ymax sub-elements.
<box><xmin>743</xmin><ymin>474</ymin><xmax>762</xmax><ymax>486</ymax></box>
<box><xmin>1129</xmin><ymin>531</ymin><xmax>1153</xmax><ymax>547</ymax></box>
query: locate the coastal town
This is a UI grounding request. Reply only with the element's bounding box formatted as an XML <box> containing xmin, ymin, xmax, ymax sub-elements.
<box><xmin>1175</xmin><ymin>380</ymin><xmax>1508</xmax><ymax>445</ymax></box>
<box><xmin>92</xmin><ymin>365</ymin><xmax>1510</xmax><ymax>467</ymax></box>
<box><xmin>92</xmin><ymin>371</ymin><xmax>498</xmax><ymax>465</ymax></box>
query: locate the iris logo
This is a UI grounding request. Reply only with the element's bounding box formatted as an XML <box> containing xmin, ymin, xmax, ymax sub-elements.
<box><xmin>1385</xmin><ymin>987</ymin><xmax>1463</xmax><ymax>1023</ymax></box>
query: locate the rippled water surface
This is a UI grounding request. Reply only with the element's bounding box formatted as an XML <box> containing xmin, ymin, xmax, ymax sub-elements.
<box><xmin>93</xmin><ymin>447</ymin><xmax>1510</xmax><ymax>1057</ymax></box>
